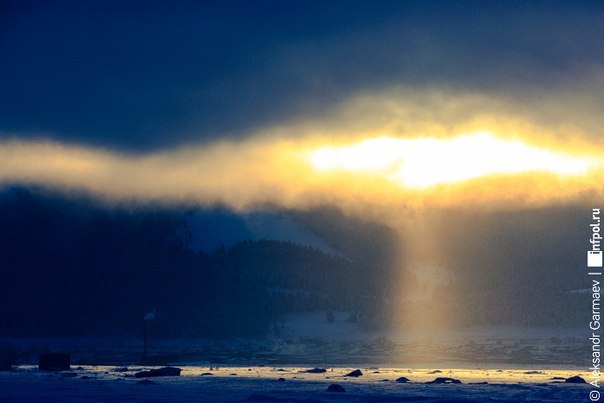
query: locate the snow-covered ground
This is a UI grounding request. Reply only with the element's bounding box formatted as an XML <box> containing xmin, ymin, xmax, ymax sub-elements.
<box><xmin>0</xmin><ymin>365</ymin><xmax>590</xmax><ymax>402</ymax></box>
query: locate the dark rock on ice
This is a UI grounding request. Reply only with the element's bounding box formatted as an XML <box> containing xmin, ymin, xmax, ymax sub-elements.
<box><xmin>277</xmin><ymin>377</ymin><xmax>285</xmax><ymax>381</ymax></box>
<box><xmin>426</xmin><ymin>377</ymin><xmax>462</xmax><ymax>384</ymax></box>
<box><xmin>201</xmin><ymin>372</ymin><xmax>213</xmax><ymax>376</ymax></box>
<box><xmin>428</xmin><ymin>370</ymin><xmax>442</xmax><ymax>374</ymax></box>
<box><xmin>303</xmin><ymin>367</ymin><xmax>326</xmax><ymax>373</ymax></box>
<box><xmin>395</xmin><ymin>376</ymin><xmax>410</xmax><ymax>383</ymax></box>
<box><xmin>134</xmin><ymin>366</ymin><xmax>181</xmax><ymax>378</ymax></box>
<box><xmin>565</xmin><ymin>376</ymin><xmax>587</xmax><ymax>384</ymax></box>
<box><xmin>326</xmin><ymin>383</ymin><xmax>345</xmax><ymax>392</ymax></box>
<box><xmin>345</xmin><ymin>369</ymin><xmax>363</xmax><ymax>377</ymax></box>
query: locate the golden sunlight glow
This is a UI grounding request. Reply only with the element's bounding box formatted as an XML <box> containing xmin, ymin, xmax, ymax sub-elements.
<box><xmin>0</xmin><ymin>129</ymin><xmax>602</xmax><ymax>214</ymax></box>
<box><xmin>310</xmin><ymin>132</ymin><xmax>594</xmax><ymax>188</ymax></box>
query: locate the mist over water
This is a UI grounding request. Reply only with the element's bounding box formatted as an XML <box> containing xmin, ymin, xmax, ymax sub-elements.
<box><xmin>389</xmin><ymin>205</ymin><xmax>591</xmax><ymax>338</ymax></box>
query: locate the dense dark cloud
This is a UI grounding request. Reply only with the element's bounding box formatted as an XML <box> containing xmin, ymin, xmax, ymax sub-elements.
<box><xmin>1</xmin><ymin>1</ymin><xmax>603</xmax><ymax>150</ymax></box>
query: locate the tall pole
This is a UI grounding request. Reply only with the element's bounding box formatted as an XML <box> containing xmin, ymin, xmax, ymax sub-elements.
<box><xmin>143</xmin><ymin>319</ymin><xmax>148</xmax><ymax>359</ymax></box>
<box><xmin>142</xmin><ymin>309</ymin><xmax>155</xmax><ymax>362</ymax></box>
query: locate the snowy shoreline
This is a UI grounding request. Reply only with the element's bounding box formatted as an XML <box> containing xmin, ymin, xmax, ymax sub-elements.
<box><xmin>0</xmin><ymin>365</ymin><xmax>590</xmax><ymax>402</ymax></box>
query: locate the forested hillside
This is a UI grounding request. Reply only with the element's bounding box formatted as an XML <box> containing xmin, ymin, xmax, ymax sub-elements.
<box><xmin>0</xmin><ymin>188</ymin><xmax>385</xmax><ymax>338</ymax></box>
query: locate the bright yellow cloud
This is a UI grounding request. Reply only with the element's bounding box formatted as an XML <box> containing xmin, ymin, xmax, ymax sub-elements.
<box><xmin>0</xmin><ymin>131</ymin><xmax>601</xmax><ymax>215</ymax></box>
<box><xmin>309</xmin><ymin>131</ymin><xmax>595</xmax><ymax>188</ymax></box>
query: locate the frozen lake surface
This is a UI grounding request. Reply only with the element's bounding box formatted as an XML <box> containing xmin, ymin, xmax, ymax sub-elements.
<box><xmin>0</xmin><ymin>365</ymin><xmax>590</xmax><ymax>402</ymax></box>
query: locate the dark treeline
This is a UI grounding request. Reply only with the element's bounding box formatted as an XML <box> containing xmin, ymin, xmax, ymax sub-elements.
<box><xmin>0</xmin><ymin>188</ymin><xmax>385</xmax><ymax>338</ymax></box>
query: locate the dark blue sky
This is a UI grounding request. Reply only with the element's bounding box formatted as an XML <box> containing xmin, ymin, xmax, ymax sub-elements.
<box><xmin>2</xmin><ymin>1</ymin><xmax>602</xmax><ymax>151</ymax></box>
